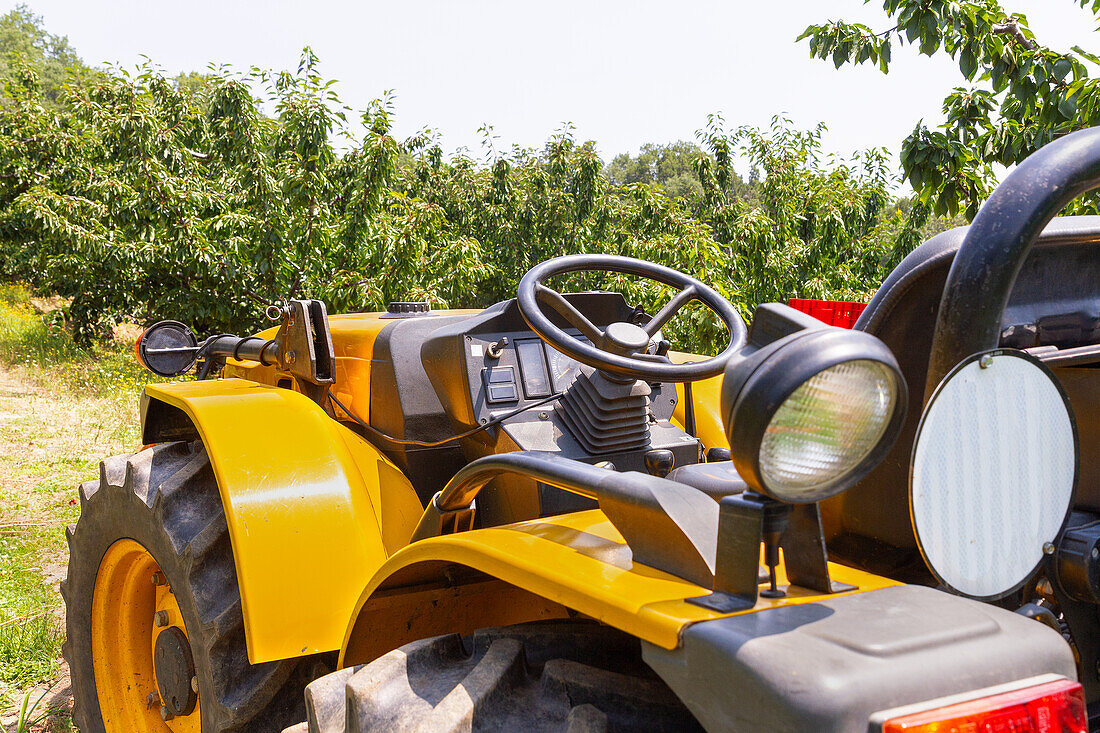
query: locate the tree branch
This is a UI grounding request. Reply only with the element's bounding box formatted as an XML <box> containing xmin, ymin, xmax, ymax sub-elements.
<box><xmin>992</xmin><ymin>18</ymin><xmax>1037</xmax><ymax>51</ymax></box>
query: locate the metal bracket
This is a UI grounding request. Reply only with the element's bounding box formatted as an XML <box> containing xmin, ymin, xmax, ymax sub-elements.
<box><xmin>781</xmin><ymin>503</ymin><xmax>857</xmax><ymax>595</ymax></box>
<box><xmin>687</xmin><ymin>494</ymin><xmax>855</xmax><ymax>613</ymax></box>
<box><xmin>410</xmin><ymin>493</ymin><xmax>476</xmax><ymax>542</ymax></box>
<box><xmin>688</xmin><ymin>492</ymin><xmax>771</xmax><ymax>612</ymax></box>
<box><xmin>272</xmin><ymin>300</ymin><xmax>335</xmax><ymax>405</ymax></box>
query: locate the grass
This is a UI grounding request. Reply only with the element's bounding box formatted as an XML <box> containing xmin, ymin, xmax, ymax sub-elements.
<box><xmin>0</xmin><ymin>282</ymin><xmax>153</xmax><ymax>729</ymax></box>
<box><xmin>0</xmin><ymin>283</ymin><xmax>151</xmax><ymax>397</ymax></box>
<box><xmin>0</xmin><ymin>531</ymin><xmax>63</xmax><ymax>688</ymax></box>
<box><xmin>9</xmin><ymin>682</ymin><xmax>70</xmax><ymax>733</ymax></box>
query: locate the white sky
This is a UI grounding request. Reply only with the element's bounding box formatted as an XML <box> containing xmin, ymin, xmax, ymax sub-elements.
<box><xmin>12</xmin><ymin>1</ymin><xmax>1100</xmax><ymax>171</ymax></box>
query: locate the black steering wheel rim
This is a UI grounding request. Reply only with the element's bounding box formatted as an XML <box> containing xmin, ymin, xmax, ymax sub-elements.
<box><xmin>516</xmin><ymin>253</ymin><xmax>747</xmax><ymax>382</ymax></box>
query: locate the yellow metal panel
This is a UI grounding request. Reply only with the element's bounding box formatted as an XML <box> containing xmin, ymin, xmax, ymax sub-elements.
<box><xmin>342</xmin><ymin>577</ymin><xmax>572</xmax><ymax>665</ymax></box>
<box><xmin>220</xmin><ymin>314</ymin><xmax>389</xmax><ymax>421</ymax></box>
<box><xmin>667</xmin><ymin>350</ymin><xmax>729</xmax><ymax>452</ymax></box>
<box><xmin>143</xmin><ymin>379</ymin><xmax>422</xmax><ymax>664</ymax></box>
<box><xmin>326</xmin><ymin>313</ymin><xmax>387</xmax><ymax>423</ymax></box>
<box><xmin>340</xmin><ymin>508</ymin><xmax>899</xmax><ymax>666</ymax></box>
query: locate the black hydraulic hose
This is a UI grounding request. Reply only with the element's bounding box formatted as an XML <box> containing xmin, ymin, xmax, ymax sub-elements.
<box><xmin>927</xmin><ymin>126</ymin><xmax>1100</xmax><ymax>398</ymax></box>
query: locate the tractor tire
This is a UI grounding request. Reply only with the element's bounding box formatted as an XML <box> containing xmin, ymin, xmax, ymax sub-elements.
<box><xmin>297</xmin><ymin>621</ymin><xmax>703</xmax><ymax>733</ymax></box>
<box><xmin>62</xmin><ymin>440</ymin><xmax>332</xmax><ymax>732</ymax></box>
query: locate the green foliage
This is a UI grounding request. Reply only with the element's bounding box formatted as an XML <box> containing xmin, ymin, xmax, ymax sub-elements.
<box><xmin>605</xmin><ymin>140</ymin><xmax>721</xmax><ymax>199</ymax></box>
<box><xmin>0</xmin><ymin>288</ymin><xmax>138</xmax><ymax>723</ymax></box>
<box><xmin>0</xmin><ymin>289</ymin><xmax>153</xmax><ymax>396</ymax></box>
<box><xmin>0</xmin><ymin>4</ymin><xmax>86</xmax><ymax>109</ymax></box>
<box><xmin>6</xmin><ymin>682</ymin><xmax>70</xmax><ymax>733</ymax></box>
<box><xmin>801</xmin><ymin>1</ymin><xmax>1100</xmax><ymax>219</ymax></box>
<box><xmin>0</xmin><ymin>38</ymin><xmax>915</xmax><ymax>354</ymax></box>
<box><xmin>693</xmin><ymin>115</ymin><xmax>913</xmax><ymax>310</ymax></box>
<box><xmin>0</xmin><ymin>609</ymin><xmax>61</xmax><ymax>689</ymax></box>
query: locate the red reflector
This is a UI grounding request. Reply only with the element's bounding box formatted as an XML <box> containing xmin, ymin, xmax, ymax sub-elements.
<box><xmin>882</xmin><ymin>678</ymin><xmax>1087</xmax><ymax>732</ymax></box>
<box><xmin>133</xmin><ymin>330</ymin><xmax>146</xmax><ymax>368</ymax></box>
<box><xmin>787</xmin><ymin>298</ymin><xmax>868</xmax><ymax>329</ymax></box>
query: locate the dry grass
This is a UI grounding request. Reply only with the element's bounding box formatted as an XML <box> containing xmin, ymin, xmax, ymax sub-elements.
<box><xmin>0</xmin><ymin>284</ymin><xmax>153</xmax><ymax>731</ymax></box>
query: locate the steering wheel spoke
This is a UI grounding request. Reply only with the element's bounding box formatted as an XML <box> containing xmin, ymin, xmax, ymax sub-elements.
<box><xmin>518</xmin><ymin>254</ymin><xmax>747</xmax><ymax>382</ymax></box>
<box><xmin>631</xmin><ymin>352</ymin><xmax>673</xmax><ymax>364</ymax></box>
<box><xmin>534</xmin><ymin>284</ymin><xmax>605</xmax><ymax>344</ymax></box>
<box><xmin>644</xmin><ymin>284</ymin><xmax>698</xmax><ymax>336</ymax></box>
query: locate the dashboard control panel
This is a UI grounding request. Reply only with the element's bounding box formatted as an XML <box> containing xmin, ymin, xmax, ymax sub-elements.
<box><xmin>482</xmin><ymin>365</ymin><xmax>519</xmax><ymax>404</ymax></box>
<box><xmin>470</xmin><ymin>331</ymin><xmax>590</xmax><ymax>410</ymax></box>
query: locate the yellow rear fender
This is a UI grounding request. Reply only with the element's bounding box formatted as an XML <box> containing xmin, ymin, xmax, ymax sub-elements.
<box><xmin>141</xmin><ymin>379</ymin><xmax>423</xmax><ymax>664</ymax></box>
<box><xmin>339</xmin><ymin>508</ymin><xmax>899</xmax><ymax>667</ymax></box>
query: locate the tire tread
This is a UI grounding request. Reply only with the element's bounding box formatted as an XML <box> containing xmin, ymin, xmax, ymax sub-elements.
<box><xmin>65</xmin><ymin>441</ymin><xmax>328</xmax><ymax>732</ymax></box>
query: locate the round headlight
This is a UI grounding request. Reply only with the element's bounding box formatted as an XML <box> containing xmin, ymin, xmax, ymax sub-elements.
<box><xmin>722</xmin><ymin>327</ymin><xmax>907</xmax><ymax>503</ymax></box>
<box><xmin>759</xmin><ymin>359</ymin><xmax>899</xmax><ymax>501</ymax></box>
<box><xmin>137</xmin><ymin>320</ymin><xmax>199</xmax><ymax>377</ymax></box>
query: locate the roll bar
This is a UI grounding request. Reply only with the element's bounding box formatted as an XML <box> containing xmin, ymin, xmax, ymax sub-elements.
<box><xmin>927</xmin><ymin>126</ymin><xmax>1100</xmax><ymax>398</ymax></box>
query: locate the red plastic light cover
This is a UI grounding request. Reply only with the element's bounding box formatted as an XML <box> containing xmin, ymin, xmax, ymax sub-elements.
<box><xmin>881</xmin><ymin>678</ymin><xmax>1087</xmax><ymax>733</ymax></box>
<box><xmin>787</xmin><ymin>298</ymin><xmax>868</xmax><ymax>329</ymax></box>
<box><xmin>133</xmin><ymin>330</ymin><xmax>146</xmax><ymax>368</ymax></box>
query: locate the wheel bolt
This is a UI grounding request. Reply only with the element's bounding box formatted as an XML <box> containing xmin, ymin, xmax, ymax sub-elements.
<box><xmin>146</xmin><ymin>691</ymin><xmax>158</xmax><ymax>707</ymax></box>
<box><xmin>161</xmin><ymin>705</ymin><xmax>173</xmax><ymax>721</ymax></box>
<box><xmin>151</xmin><ymin>571</ymin><xmax>166</xmax><ymax>586</ymax></box>
<box><xmin>154</xmin><ymin>610</ymin><xmax>170</xmax><ymax>627</ymax></box>
<box><xmin>191</xmin><ymin>676</ymin><xmax>198</xmax><ymax>693</ymax></box>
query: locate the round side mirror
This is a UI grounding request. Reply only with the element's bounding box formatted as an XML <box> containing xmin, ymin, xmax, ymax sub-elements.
<box><xmin>137</xmin><ymin>321</ymin><xmax>199</xmax><ymax>377</ymax></box>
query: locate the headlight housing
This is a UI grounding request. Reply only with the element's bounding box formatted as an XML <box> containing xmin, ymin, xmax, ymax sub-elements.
<box><xmin>721</xmin><ymin>305</ymin><xmax>907</xmax><ymax>503</ymax></box>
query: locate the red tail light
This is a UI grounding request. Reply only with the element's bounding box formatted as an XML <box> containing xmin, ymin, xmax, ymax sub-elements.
<box><xmin>881</xmin><ymin>678</ymin><xmax>1086</xmax><ymax>732</ymax></box>
<box><xmin>787</xmin><ymin>298</ymin><xmax>868</xmax><ymax>329</ymax></box>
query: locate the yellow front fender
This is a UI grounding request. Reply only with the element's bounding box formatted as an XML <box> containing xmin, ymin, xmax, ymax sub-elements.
<box><xmin>339</xmin><ymin>509</ymin><xmax>900</xmax><ymax>667</ymax></box>
<box><xmin>142</xmin><ymin>379</ymin><xmax>423</xmax><ymax>664</ymax></box>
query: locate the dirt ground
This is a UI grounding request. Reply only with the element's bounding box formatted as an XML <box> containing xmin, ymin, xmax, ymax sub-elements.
<box><xmin>0</xmin><ymin>364</ymin><xmax>141</xmax><ymax>732</ymax></box>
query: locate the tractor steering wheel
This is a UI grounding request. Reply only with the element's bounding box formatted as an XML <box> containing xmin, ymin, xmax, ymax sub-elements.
<box><xmin>516</xmin><ymin>254</ymin><xmax>747</xmax><ymax>382</ymax></box>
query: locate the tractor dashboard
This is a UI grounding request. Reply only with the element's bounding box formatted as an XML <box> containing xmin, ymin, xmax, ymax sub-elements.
<box><xmin>343</xmin><ymin>290</ymin><xmax>704</xmax><ymax>526</ymax></box>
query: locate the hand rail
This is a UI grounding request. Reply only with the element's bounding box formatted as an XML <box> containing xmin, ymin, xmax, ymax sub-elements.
<box><xmin>409</xmin><ymin>452</ymin><xmax>607</xmax><ymax>542</ymax></box>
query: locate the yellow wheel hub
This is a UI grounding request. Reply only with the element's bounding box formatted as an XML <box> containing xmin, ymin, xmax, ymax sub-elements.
<box><xmin>92</xmin><ymin>539</ymin><xmax>201</xmax><ymax>732</ymax></box>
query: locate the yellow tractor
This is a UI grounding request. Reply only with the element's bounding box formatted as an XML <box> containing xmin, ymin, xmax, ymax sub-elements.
<box><xmin>64</xmin><ymin>127</ymin><xmax>1100</xmax><ymax>732</ymax></box>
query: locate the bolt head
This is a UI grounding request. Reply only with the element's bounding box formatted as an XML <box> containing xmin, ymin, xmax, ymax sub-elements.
<box><xmin>154</xmin><ymin>610</ymin><xmax>170</xmax><ymax>627</ymax></box>
<box><xmin>1043</xmin><ymin>541</ymin><xmax>1056</xmax><ymax>555</ymax></box>
<box><xmin>151</xmin><ymin>571</ymin><xmax>166</xmax><ymax>586</ymax></box>
<box><xmin>146</xmin><ymin>692</ymin><xmax>158</xmax><ymax>707</ymax></box>
<box><xmin>979</xmin><ymin>354</ymin><xmax>994</xmax><ymax>369</ymax></box>
<box><xmin>161</xmin><ymin>705</ymin><xmax>173</xmax><ymax>721</ymax></box>
<box><xmin>191</xmin><ymin>676</ymin><xmax>199</xmax><ymax>693</ymax></box>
